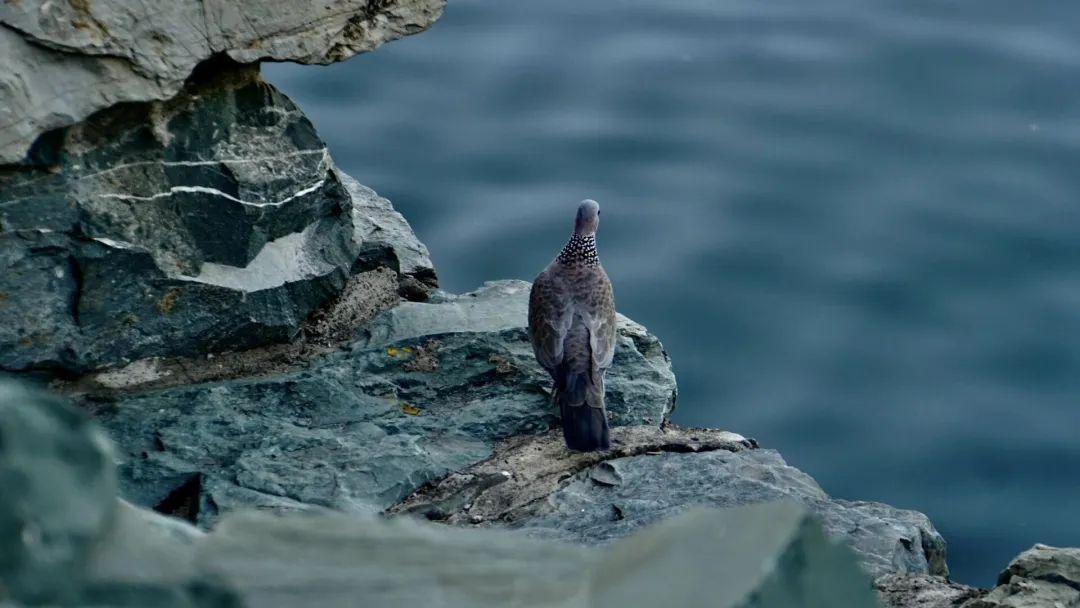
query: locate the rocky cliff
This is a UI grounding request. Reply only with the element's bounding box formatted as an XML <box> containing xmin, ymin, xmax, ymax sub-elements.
<box><xmin>1</xmin><ymin>2</ymin><xmax>1076</xmax><ymax>607</ymax></box>
<box><xmin>1</xmin><ymin>2</ymin><xmax>439</xmax><ymax>374</ymax></box>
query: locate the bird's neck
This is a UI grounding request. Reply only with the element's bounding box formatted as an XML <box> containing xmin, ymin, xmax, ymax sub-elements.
<box><xmin>557</xmin><ymin>233</ymin><xmax>599</xmax><ymax>267</ymax></box>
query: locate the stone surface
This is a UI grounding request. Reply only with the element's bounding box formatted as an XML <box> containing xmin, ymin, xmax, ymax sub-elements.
<box><xmin>93</xmin><ymin>281</ymin><xmax>677</xmax><ymax>526</ymax></box>
<box><xmin>590</xmin><ymin>503</ymin><xmax>879</xmax><ymax>608</ymax></box>
<box><xmin>345</xmin><ymin>173</ymin><xmax>436</xmax><ymax>289</ymax></box>
<box><xmin>195</xmin><ymin>503</ymin><xmax>877</xmax><ymax>608</ymax></box>
<box><xmin>78</xmin><ymin>500</ymin><xmax>241</xmax><ymax>608</ymax></box>
<box><xmin>0</xmin><ymin>64</ymin><xmax>430</xmax><ymax>374</ymax></box>
<box><xmin>394</xmin><ymin>426</ymin><xmax>947</xmax><ymax>580</ymax></box>
<box><xmin>0</xmin><ymin>381</ymin><xmax>116</xmax><ymax>605</ymax></box>
<box><xmin>966</xmin><ymin>544</ymin><xmax>1080</xmax><ymax>608</ymax></box>
<box><xmin>875</xmin><ymin>574</ymin><xmax>985</xmax><ymax>608</ymax></box>
<box><xmin>0</xmin><ymin>380</ymin><xmax>880</xmax><ymax>608</ymax></box>
<box><xmin>0</xmin><ymin>0</ymin><xmax>446</xmax><ymax>163</ymax></box>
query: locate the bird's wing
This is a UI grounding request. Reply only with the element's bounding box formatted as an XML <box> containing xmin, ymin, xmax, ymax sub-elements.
<box><xmin>528</xmin><ymin>266</ymin><xmax>575</xmax><ymax>373</ymax></box>
<box><xmin>586</xmin><ymin>269</ymin><xmax>617</xmax><ymax>372</ymax></box>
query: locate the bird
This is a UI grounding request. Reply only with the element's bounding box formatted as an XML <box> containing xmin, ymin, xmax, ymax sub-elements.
<box><xmin>528</xmin><ymin>199</ymin><xmax>617</xmax><ymax>452</ymax></box>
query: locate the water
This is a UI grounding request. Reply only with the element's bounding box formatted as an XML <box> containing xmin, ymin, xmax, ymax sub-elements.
<box><xmin>265</xmin><ymin>0</ymin><xmax>1080</xmax><ymax>586</ymax></box>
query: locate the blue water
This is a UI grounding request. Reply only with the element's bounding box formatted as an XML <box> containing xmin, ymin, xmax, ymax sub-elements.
<box><xmin>266</xmin><ymin>0</ymin><xmax>1080</xmax><ymax>586</ymax></box>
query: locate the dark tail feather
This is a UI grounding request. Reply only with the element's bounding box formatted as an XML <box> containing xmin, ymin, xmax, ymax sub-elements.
<box><xmin>554</xmin><ymin>369</ymin><xmax>610</xmax><ymax>452</ymax></box>
<box><xmin>559</xmin><ymin>401</ymin><xmax>610</xmax><ymax>452</ymax></box>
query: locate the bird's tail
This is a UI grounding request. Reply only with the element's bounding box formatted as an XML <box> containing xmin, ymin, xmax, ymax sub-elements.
<box><xmin>553</xmin><ymin>368</ymin><xmax>610</xmax><ymax>452</ymax></box>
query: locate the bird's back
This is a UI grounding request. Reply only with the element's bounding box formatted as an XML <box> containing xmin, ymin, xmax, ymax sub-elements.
<box><xmin>527</xmin><ymin>200</ymin><xmax>615</xmax><ymax>451</ymax></box>
<box><xmin>529</xmin><ymin>260</ymin><xmax>615</xmax><ymax>451</ymax></box>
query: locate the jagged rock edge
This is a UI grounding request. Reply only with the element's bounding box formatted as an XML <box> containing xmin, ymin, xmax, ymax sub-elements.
<box><xmin>389</xmin><ymin>426</ymin><xmax>756</xmax><ymax>522</ymax></box>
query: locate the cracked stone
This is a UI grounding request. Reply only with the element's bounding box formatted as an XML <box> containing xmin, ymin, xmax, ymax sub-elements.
<box><xmin>0</xmin><ymin>64</ymin><xmax>432</xmax><ymax>374</ymax></box>
<box><xmin>390</xmin><ymin>426</ymin><xmax>948</xmax><ymax>580</ymax></box>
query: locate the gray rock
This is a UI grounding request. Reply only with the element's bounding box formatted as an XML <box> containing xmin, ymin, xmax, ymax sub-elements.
<box><xmin>94</xmin><ymin>281</ymin><xmax>677</xmax><ymax>525</ymax></box>
<box><xmin>392</xmin><ymin>426</ymin><xmax>948</xmax><ymax>580</ymax></box>
<box><xmin>590</xmin><ymin>503</ymin><xmax>879</xmax><ymax>608</ymax></box>
<box><xmin>966</xmin><ymin>544</ymin><xmax>1080</xmax><ymax>608</ymax></box>
<box><xmin>0</xmin><ymin>0</ymin><xmax>445</xmax><ymax>163</ymax></box>
<box><xmin>391</xmin><ymin>425</ymin><xmax>755</xmax><ymax>522</ymax></box>
<box><xmin>193</xmin><ymin>503</ymin><xmax>876</xmax><ymax>608</ymax></box>
<box><xmin>874</xmin><ymin>574</ymin><xmax>985</xmax><ymax>608</ymax></box>
<box><xmin>0</xmin><ymin>64</ymin><xmax>428</xmax><ymax>374</ymax></box>
<box><xmin>77</xmin><ymin>500</ymin><xmax>241</xmax><ymax>608</ymax></box>
<box><xmin>996</xmin><ymin>544</ymin><xmax>1080</xmax><ymax>590</ymax></box>
<box><xmin>344</xmin><ymin>173</ymin><xmax>436</xmax><ymax>288</ymax></box>
<box><xmin>0</xmin><ymin>381</ymin><xmax>116</xmax><ymax>605</ymax></box>
<box><xmin>86</xmin><ymin>500</ymin><xmax>205</xmax><ymax>587</ymax></box>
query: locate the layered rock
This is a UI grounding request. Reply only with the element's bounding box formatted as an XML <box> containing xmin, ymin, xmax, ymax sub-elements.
<box><xmin>7</xmin><ymin>2</ymin><xmax>1078</xmax><ymax>605</ymax></box>
<box><xmin>875</xmin><ymin>545</ymin><xmax>1080</xmax><ymax>608</ymax></box>
<box><xmin>0</xmin><ymin>380</ymin><xmax>881</xmax><ymax>608</ymax></box>
<box><xmin>967</xmin><ymin>544</ymin><xmax>1080</xmax><ymax>608</ymax></box>
<box><xmin>0</xmin><ymin>63</ymin><xmax>434</xmax><ymax>374</ymax></box>
<box><xmin>90</xmin><ymin>281</ymin><xmax>677</xmax><ymax>525</ymax></box>
<box><xmin>875</xmin><ymin>574</ymin><xmax>986</xmax><ymax>608</ymax></box>
<box><xmin>0</xmin><ymin>0</ymin><xmax>446</xmax><ymax>164</ymax></box>
<box><xmin>392</xmin><ymin>425</ymin><xmax>947</xmax><ymax>580</ymax></box>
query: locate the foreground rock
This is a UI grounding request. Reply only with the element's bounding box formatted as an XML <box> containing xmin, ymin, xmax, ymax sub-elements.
<box><xmin>0</xmin><ymin>381</ymin><xmax>879</xmax><ymax>608</ymax></box>
<box><xmin>0</xmin><ymin>63</ymin><xmax>433</xmax><ymax>374</ymax></box>
<box><xmin>0</xmin><ymin>381</ymin><xmax>116</xmax><ymax>605</ymax></box>
<box><xmin>80</xmin><ymin>500</ymin><xmax>239</xmax><ymax>608</ymax></box>
<box><xmin>0</xmin><ymin>0</ymin><xmax>445</xmax><ymax>163</ymax></box>
<box><xmin>393</xmin><ymin>426</ymin><xmax>947</xmax><ymax>580</ymax></box>
<box><xmin>195</xmin><ymin>503</ymin><xmax>877</xmax><ymax>608</ymax></box>
<box><xmin>93</xmin><ymin>281</ymin><xmax>677</xmax><ymax>525</ymax></box>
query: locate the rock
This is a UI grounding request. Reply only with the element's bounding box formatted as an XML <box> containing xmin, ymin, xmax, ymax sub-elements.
<box><xmin>0</xmin><ymin>0</ymin><xmax>446</xmax><ymax>163</ymax></box>
<box><xmin>0</xmin><ymin>63</ymin><xmax>429</xmax><ymax>374</ymax></box>
<box><xmin>391</xmin><ymin>426</ymin><xmax>754</xmax><ymax>522</ymax></box>
<box><xmin>0</xmin><ymin>380</ymin><xmax>877</xmax><ymax>608</ymax></box>
<box><xmin>966</xmin><ymin>544</ymin><xmax>1080</xmax><ymax>608</ymax></box>
<box><xmin>590</xmin><ymin>503</ymin><xmax>879</xmax><ymax>608</ymax></box>
<box><xmin>78</xmin><ymin>500</ymin><xmax>241</xmax><ymax>608</ymax></box>
<box><xmin>198</xmin><ymin>509</ymin><xmax>591</xmax><ymax>608</ymax></box>
<box><xmin>392</xmin><ymin>426</ymin><xmax>947</xmax><ymax>580</ymax></box>
<box><xmin>0</xmin><ymin>381</ymin><xmax>116</xmax><ymax>605</ymax></box>
<box><xmin>94</xmin><ymin>281</ymin><xmax>677</xmax><ymax>526</ymax></box>
<box><xmin>997</xmin><ymin>544</ymin><xmax>1080</xmax><ymax>590</ymax></box>
<box><xmin>85</xmin><ymin>500</ymin><xmax>205</xmax><ymax>587</ymax></box>
<box><xmin>344</xmin><ymin>173</ymin><xmax>436</xmax><ymax>289</ymax></box>
<box><xmin>193</xmin><ymin>503</ymin><xmax>877</xmax><ymax>608</ymax></box>
<box><xmin>874</xmin><ymin>574</ymin><xmax>985</xmax><ymax>608</ymax></box>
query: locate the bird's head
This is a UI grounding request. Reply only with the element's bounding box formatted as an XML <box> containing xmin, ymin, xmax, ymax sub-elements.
<box><xmin>574</xmin><ymin>199</ymin><xmax>601</xmax><ymax>236</ymax></box>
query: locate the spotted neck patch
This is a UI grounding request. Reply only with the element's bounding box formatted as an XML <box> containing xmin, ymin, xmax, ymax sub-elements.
<box><xmin>557</xmin><ymin>233</ymin><xmax>599</xmax><ymax>266</ymax></box>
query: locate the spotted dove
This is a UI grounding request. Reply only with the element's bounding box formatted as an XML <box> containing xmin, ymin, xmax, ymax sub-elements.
<box><xmin>528</xmin><ymin>199</ymin><xmax>617</xmax><ymax>451</ymax></box>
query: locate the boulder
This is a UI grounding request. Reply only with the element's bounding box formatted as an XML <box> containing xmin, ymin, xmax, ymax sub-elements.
<box><xmin>966</xmin><ymin>544</ymin><xmax>1080</xmax><ymax>608</ymax></box>
<box><xmin>393</xmin><ymin>426</ymin><xmax>948</xmax><ymax>580</ymax></box>
<box><xmin>93</xmin><ymin>281</ymin><xmax>678</xmax><ymax>525</ymax></box>
<box><xmin>194</xmin><ymin>503</ymin><xmax>877</xmax><ymax>608</ymax></box>
<box><xmin>0</xmin><ymin>378</ymin><xmax>880</xmax><ymax>608</ymax></box>
<box><xmin>0</xmin><ymin>0</ymin><xmax>445</xmax><ymax>163</ymax></box>
<box><xmin>0</xmin><ymin>381</ymin><xmax>116</xmax><ymax>605</ymax></box>
<box><xmin>874</xmin><ymin>574</ymin><xmax>985</xmax><ymax>608</ymax></box>
<box><xmin>0</xmin><ymin>63</ymin><xmax>432</xmax><ymax>374</ymax></box>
